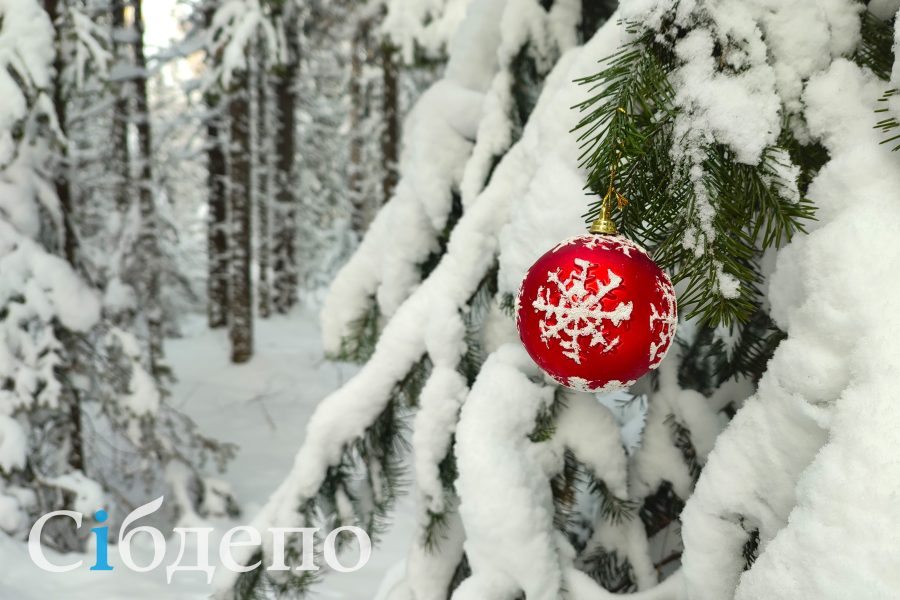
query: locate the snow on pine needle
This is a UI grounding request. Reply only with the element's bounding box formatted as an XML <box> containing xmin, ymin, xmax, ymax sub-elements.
<box><xmin>321</xmin><ymin>0</ymin><xmax>579</xmax><ymax>353</ymax></box>
<box><xmin>681</xmin><ymin>57</ymin><xmax>900</xmax><ymax>600</ymax></box>
<box><xmin>221</xmin><ymin>4</ymin><xmax>738</xmax><ymax>598</ymax></box>
<box><xmin>382</xmin><ymin>0</ymin><xmax>472</xmax><ymax>63</ymax></box>
<box><xmin>572</xmin><ymin>0</ymin><xmax>864</xmax><ymax>325</ymax></box>
<box><xmin>216</xmin><ymin>2</ymin><xmax>635</xmax><ymax>598</ymax></box>
<box><xmin>217</xmin><ymin>1</ymin><xmax>900</xmax><ymax>599</ymax></box>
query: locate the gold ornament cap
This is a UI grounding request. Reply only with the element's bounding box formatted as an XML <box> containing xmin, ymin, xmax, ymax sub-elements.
<box><xmin>589</xmin><ymin>147</ymin><xmax>627</xmax><ymax>236</ymax></box>
<box><xmin>589</xmin><ymin>207</ymin><xmax>618</xmax><ymax>235</ymax></box>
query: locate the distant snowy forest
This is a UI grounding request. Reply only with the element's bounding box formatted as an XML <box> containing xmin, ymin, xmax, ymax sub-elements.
<box><xmin>2</xmin><ymin>0</ymin><xmax>900</xmax><ymax>600</ymax></box>
<box><xmin>0</xmin><ymin>0</ymin><xmax>439</xmax><ymax>594</ymax></box>
<box><xmin>0</xmin><ymin>0</ymin><xmax>434</xmax><ymax>532</ymax></box>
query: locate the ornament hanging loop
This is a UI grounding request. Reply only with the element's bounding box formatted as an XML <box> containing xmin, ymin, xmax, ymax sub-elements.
<box><xmin>589</xmin><ymin>118</ymin><xmax>629</xmax><ymax>236</ymax></box>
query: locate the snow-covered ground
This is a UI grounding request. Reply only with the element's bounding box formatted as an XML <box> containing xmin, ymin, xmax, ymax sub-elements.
<box><xmin>0</xmin><ymin>309</ymin><xmax>414</xmax><ymax>599</ymax></box>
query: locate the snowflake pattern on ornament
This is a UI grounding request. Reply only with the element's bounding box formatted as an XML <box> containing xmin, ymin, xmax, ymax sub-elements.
<box><xmin>566</xmin><ymin>377</ymin><xmax>594</xmax><ymax>392</ymax></box>
<box><xmin>552</xmin><ymin>235</ymin><xmax>603</xmax><ymax>253</ymax></box>
<box><xmin>648</xmin><ymin>276</ymin><xmax>677</xmax><ymax>368</ymax></box>
<box><xmin>551</xmin><ymin>234</ymin><xmax>650</xmax><ymax>258</ymax></box>
<box><xmin>532</xmin><ymin>258</ymin><xmax>633</xmax><ymax>364</ymax></box>
<box><xmin>605</xmin><ymin>237</ymin><xmax>650</xmax><ymax>259</ymax></box>
<box><xmin>566</xmin><ymin>376</ymin><xmax>636</xmax><ymax>393</ymax></box>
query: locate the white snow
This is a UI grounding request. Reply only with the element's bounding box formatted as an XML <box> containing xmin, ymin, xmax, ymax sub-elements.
<box><xmin>43</xmin><ymin>471</ymin><xmax>105</xmax><ymax>516</ymax></box>
<box><xmin>322</xmin><ymin>0</ymin><xmax>509</xmax><ymax>344</ymax></box>
<box><xmin>208</xmin><ymin>0</ymin><xmax>277</xmax><ymax>88</ymax></box>
<box><xmin>681</xmin><ymin>55</ymin><xmax>900</xmax><ymax>600</ymax></box>
<box><xmin>553</xmin><ymin>392</ymin><xmax>658</xmax><ymax>592</ymax></box>
<box><xmin>895</xmin><ymin>11</ymin><xmax>900</xmax><ymax>84</ymax></box>
<box><xmin>323</xmin><ymin>0</ymin><xmax>583</xmax><ymax>346</ymax></box>
<box><xmin>222</xmin><ymin>6</ymin><xmax>651</xmax><ymax>597</ymax></box>
<box><xmin>621</xmin><ymin>0</ymin><xmax>856</xmax><ymax>294</ymax></box>
<box><xmin>454</xmin><ymin>344</ymin><xmax>563</xmax><ymax>600</ymax></box>
<box><xmin>0</xmin><ymin>0</ymin><xmax>54</xmax><ymax>163</ymax></box>
<box><xmin>0</xmin><ymin>492</ymin><xmax>27</xmax><ymax>534</ymax></box>
<box><xmin>0</xmin><ymin>311</ymin><xmax>417</xmax><ymax>599</ymax></box>
<box><xmin>107</xmin><ymin>328</ymin><xmax>161</xmax><ymax>419</ymax></box>
<box><xmin>671</xmin><ymin>27</ymin><xmax>779</xmax><ymax>167</ymax></box>
<box><xmin>1</xmin><ymin>1</ymin><xmax>893</xmax><ymax>599</ymax></box>
<box><xmin>411</xmin><ymin>367</ymin><xmax>465</xmax><ymax>515</ymax></box>
<box><xmin>0</xmin><ymin>219</ymin><xmax>102</xmax><ymax>426</ymax></box>
<box><xmin>0</xmin><ymin>224</ymin><xmax>101</xmax><ymax>332</ymax></box>
<box><xmin>451</xmin><ymin>16</ymin><xmax>698</xmax><ymax>599</ymax></box>
<box><xmin>250</xmin><ymin>6</ymin><xmax>748</xmax><ymax>597</ymax></box>
<box><xmin>382</xmin><ymin>0</ymin><xmax>472</xmax><ymax>63</ymax></box>
<box><xmin>0</xmin><ymin>415</ymin><xmax>26</xmax><ymax>472</ymax></box>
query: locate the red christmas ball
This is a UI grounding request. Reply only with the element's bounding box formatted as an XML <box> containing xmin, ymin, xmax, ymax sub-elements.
<box><xmin>516</xmin><ymin>234</ymin><xmax>677</xmax><ymax>393</ymax></box>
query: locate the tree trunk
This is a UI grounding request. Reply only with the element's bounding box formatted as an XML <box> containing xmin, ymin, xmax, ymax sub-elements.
<box><xmin>204</xmin><ymin>4</ymin><xmax>229</xmax><ymax>329</ymax></box>
<box><xmin>133</xmin><ymin>0</ymin><xmax>165</xmax><ymax>378</ymax></box>
<box><xmin>111</xmin><ymin>0</ymin><xmax>131</xmax><ymax>214</ymax></box>
<box><xmin>348</xmin><ymin>17</ymin><xmax>370</xmax><ymax>233</ymax></box>
<box><xmin>380</xmin><ymin>40</ymin><xmax>399</xmax><ymax>204</ymax></box>
<box><xmin>229</xmin><ymin>71</ymin><xmax>254</xmax><ymax>363</ymax></box>
<box><xmin>256</xmin><ymin>36</ymin><xmax>272</xmax><ymax>318</ymax></box>
<box><xmin>44</xmin><ymin>0</ymin><xmax>77</xmax><ymax>265</ymax></box>
<box><xmin>206</xmin><ymin>90</ymin><xmax>229</xmax><ymax>328</ymax></box>
<box><xmin>271</xmin><ymin>13</ymin><xmax>299</xmax><ymax>314</ymax></box>
<box><xmin>44</xmin><ymin>0</ymin><xmax>84</xmax><ymax>474</ymax></box>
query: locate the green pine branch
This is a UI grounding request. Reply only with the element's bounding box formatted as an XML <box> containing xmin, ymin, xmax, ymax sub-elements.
<box><xmin>578</xmin><ymin>546</ymin><xmax>639</xmax><ymax>593</ymax></box>
<box><xmin>876</xmin><ymin>88</ymin><xmax>900</xmax><ymax>151</ymax></box>
<box><xmin>857</xmin><ymin>9</ymin><xmax>899</xmax><ymax>152</ymax></box>
<box><xmin>334</xmin><ymin>298</ymin><xmax>380</xmax><ymax>363</ymax></box>
<box><xmin>573</xmin><ymin>27</ymin><xmax>816</xmax><ymax>326</ymax></box>
<box><xmin>855</xmin><ymin>10</ymin><xmax>895</xmax><ymax>81</ymax></box>
<box><xmin>232</xmin><ymin>393</ymin><xmax>412</xmax><ymax>599</ymax></box>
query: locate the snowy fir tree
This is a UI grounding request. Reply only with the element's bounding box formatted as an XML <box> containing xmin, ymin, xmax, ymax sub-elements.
<box><xmin>2</xmin><ymin>0</ymin><xmax>433</xmax><ymax>566</ymax></box>
<box><xmin>0</xmin><ymin>0</ymin><xmax>899</xmax><ymax>599</ymax></box>
<box><xmin>206</xmin><ymin>1</ymin><xmax>900</xmax><ymax>599</ymax></box>
<box><xmin>0</xmin><ymin>0</ymin><xmax>234</xmax><ymax>553</ymax></box>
